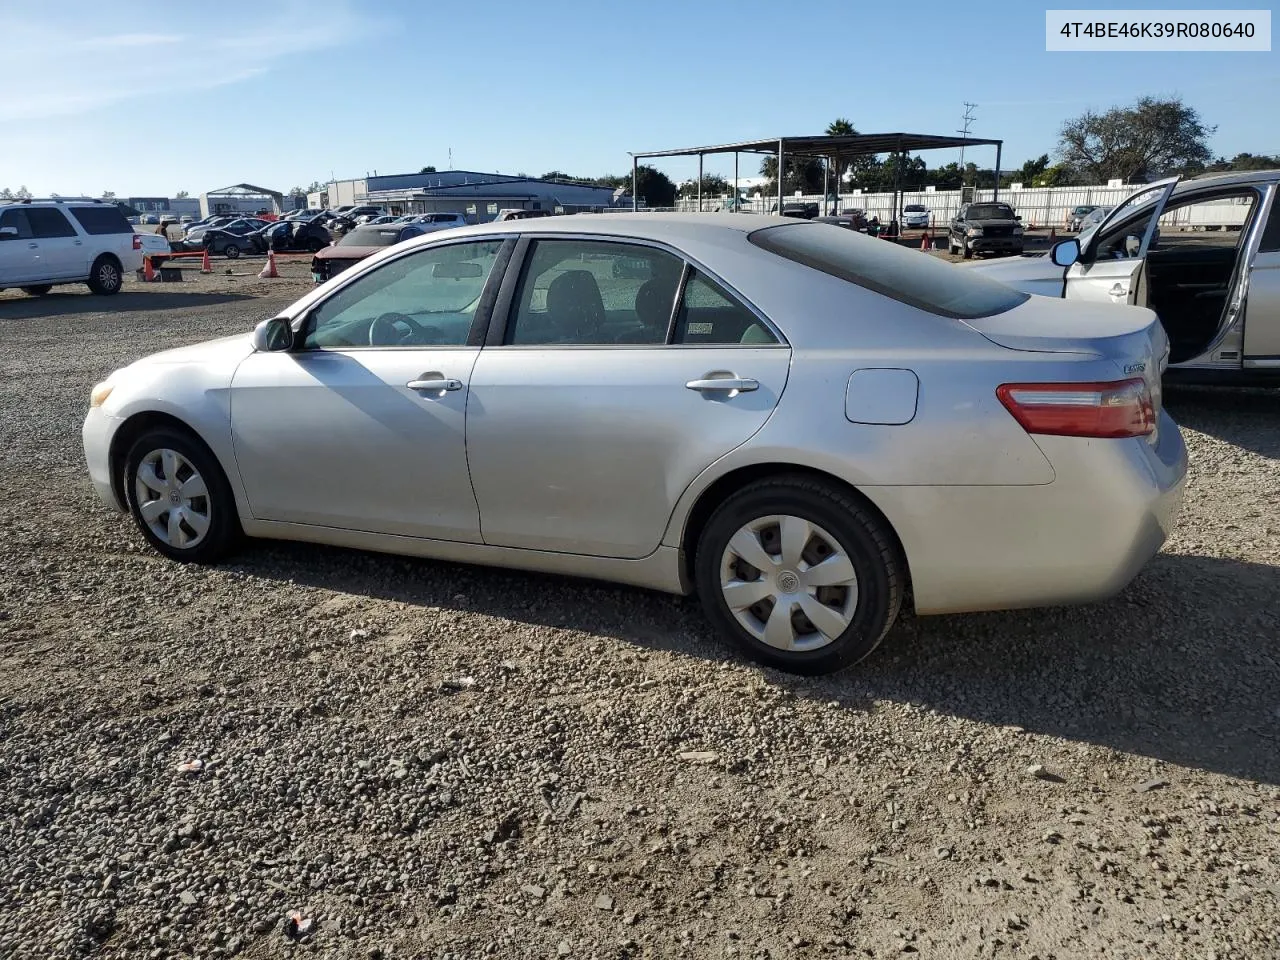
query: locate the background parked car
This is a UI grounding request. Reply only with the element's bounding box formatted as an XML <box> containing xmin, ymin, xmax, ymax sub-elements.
<box><xmin>309</xmin><ymin>222</ymin><xmax>428</xmax><ymax>282</ymax></box>
<box><xmin>248</xmin><ymin>219</ymin><xmax>332</xmax><ymax>255</ymax></box>
<box><xmin>1067</xmin><ymin>204</ymin><xmax>1102</xmax><ymax>231</ymax></box>
<box><xmin>0</xmin><ymin>198</ymin><xmax>141</xmax><ymax>295</ymax></box>
<box><xmin>947</xmin><ymin>202</ymin><xmax>1024</xmax><ymax>258</ymax></box>
<box><xmin>901</xmin><ymin>204</ymin><xmax>931</xmax><ymax>228</ymax></box>
<box><xmin>196</xmin><ymin>218</ymin><xmax>272</xmax><ymax>258</ymax></box>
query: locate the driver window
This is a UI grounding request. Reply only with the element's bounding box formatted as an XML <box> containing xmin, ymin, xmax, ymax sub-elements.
<box><xmin>303</xmin><ymin>239</ymin><xmax>505</xmax><ymax>349</ymax></box>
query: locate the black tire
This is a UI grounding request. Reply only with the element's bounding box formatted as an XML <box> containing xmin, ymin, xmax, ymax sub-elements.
<box><xmin>307</xmin><ymin>239</ymin><xmax>324</xmax><ymax>253</ymax></box>
<box><xmin>223</xmin><ymin>243</ymin><xmax>241</xmax><ymax>259</ymax></box>
<box><xmin>961</xmin><ymin>243</ymin><xmax>973</xmax><ymax>259</ymax></box>
<box><xmin>694</xmin><ymin>476</ymin><xmax>903</xmax><ymax>675</ymax></box>
<box><xmin>123</xmin><ymin>427</ymin><xmax>240</xmax><ymax>564</ymax></box>
<box><xmin>87</xmin><ymin>256</ymin><xmax>123</xmax><ymax>295</ymax></box>
<box><xmin>21</xmin><ymin>285</ymin><xmax>53</xmax><ymax>296</ymax></box>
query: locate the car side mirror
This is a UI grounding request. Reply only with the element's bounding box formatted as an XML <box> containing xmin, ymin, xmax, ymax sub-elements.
<box><xmin>1015</xmin><ymin>215</ymin><xmax>1022</xmax><ymax>221</ymax></box>
<box><xmin>252</xmin><ymin>316</ymin><xmax>294</xmax><ymax>352</ymax></box>
<box><xmin>1124</xmin><ymin>234</ymin><xmax>1142</xmax><ymax>258</ymax></box>
<box><xmin>1050</xmin><ymin>238</ymin><xmax>1080</xmax><ymax>267</ymax></box>
<box><xmin>0</xmin><ymin>226</ymin><xmax>17</xmax><ymax>241</ymax></box>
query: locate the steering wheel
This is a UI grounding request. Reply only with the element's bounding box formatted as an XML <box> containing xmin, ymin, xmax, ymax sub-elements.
<box><xmin>368</xmin><ymin>312</ymin><xmax>447</xmax><ymax>345</ymax></box>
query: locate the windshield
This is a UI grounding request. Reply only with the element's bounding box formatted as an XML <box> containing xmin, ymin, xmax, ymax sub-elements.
<box><xmin>966</xmin><ymin>204</ymin><xmax>1015</xmax><ymax>220</ymax></box>
<box><xmin>903</xmin><ymin>205</ymin><xmax>927</xmax><ymax>212</ymax></box>
<box><xmin>338</xmin><ymin>226</ymin><xmax>409</xmax><ymax>247</ymax></box>
<box><xmin>748</xmin><ymin>222</ymin><xmax>1028</xmax><ymax>319</ymax></box>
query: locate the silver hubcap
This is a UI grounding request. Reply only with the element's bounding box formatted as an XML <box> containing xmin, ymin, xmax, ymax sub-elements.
<box><xmin>134</xmin><ymin>449</ymin><xmax>211</xmax><ymax>549</ymax></box>
<box><xmin>720</xmin><ymin>515</ymin><xmax>859</xmax><ymax>652</ymax></box>
<box><xmin>100</xmin><ymin>264</ymin><xmax>118</xmax><ymax>288</ymax></box>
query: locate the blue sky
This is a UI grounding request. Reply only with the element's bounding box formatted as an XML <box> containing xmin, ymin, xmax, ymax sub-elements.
<box><xmin>1</xmin><ymin>0</ymin><xmax>1275</xmax><ymax>197</ymax></box>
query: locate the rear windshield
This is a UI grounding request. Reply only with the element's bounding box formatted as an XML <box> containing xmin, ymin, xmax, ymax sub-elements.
<box><xmin>69</xmin><ymin>205</ymin><xmax>132</xmax><ymax>234</ymax></box>
<box><xmin>339</xmin><ymin>226</ymin><xmax>411</xmax><ymax>247</ymax></box>
<box><xmin>966</xmin><ymin>204</ymin><xmax>1015</xmax><ymax>220</ymax></box>
<box><xmin>903</xmin><ymin>204</ymin><xmax>927</xmax><ymax>212</ymax></box>
<box><xmin>747</xmin><ymin>222</ymin><xmax>1029</xmax><ymax>320</ymax></box>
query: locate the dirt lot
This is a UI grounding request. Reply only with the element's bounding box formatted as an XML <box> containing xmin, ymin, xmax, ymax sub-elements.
<box><xmin>1</xmin><ymin>269</ymin><xmax>1278</xmax><ymax>960</ymax></box>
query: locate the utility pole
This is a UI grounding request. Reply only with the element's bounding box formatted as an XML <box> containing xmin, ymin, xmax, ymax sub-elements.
<box><xmin>957</xmin><ymin>102</ymin><xmax>977</xmax><ymax>176</ymax></box>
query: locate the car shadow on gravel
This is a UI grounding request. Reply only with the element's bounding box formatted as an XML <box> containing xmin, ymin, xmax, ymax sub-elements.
<box><xmin>0</xmin><ymin>291</ymin><xmax>255</xmax><ymax>320</ymax></box>
<box><xmin>1165</xmin><ymin>385</ymin><xmax>1280</xmax><ymax>459</ymax></box>
<box><xmin>232</xmin><ymin>542</ymin><xmax>1279</xmax><ymax>786</ymax></box>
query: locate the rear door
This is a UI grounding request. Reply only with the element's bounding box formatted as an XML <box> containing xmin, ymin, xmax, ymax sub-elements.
<box><xmin>1064</xmin><ymin>177</ymin><xmax>1178</xmax><ymax>306</ymax></box>
<box><xmin>0</xmin><ymin>209</ymin><xmax>37</xmax><ymax>284</ymax></box>
<box><xmin>25</xmin><ymin>207</ymin><xmax>86</xmax><ymax>279</ymax></box>
<box><xmin>466</xmin><ymin>235</ymin><xmax>791</xmax><ymax>559</ymax></box>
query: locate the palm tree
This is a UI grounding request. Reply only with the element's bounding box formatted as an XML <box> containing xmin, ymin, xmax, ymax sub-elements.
<box><xmin>825</xmin><ymin>118</ymin><xmax>858</xmax><ymax>202</ymax></box>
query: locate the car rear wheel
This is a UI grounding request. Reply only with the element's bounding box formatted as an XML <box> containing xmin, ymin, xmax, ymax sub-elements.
<box><xmin>223</xmin><ymin>243</ymin><xmax>241</xmax><ymax>259</ymax></box>
<box><xmin>694</xmin><ymin>476</ymin><xmax>903</xmax><ymax>675</ymax></box>
<box><xmin>124</xmin><ymin>427</ymin><xmax>240</xmax><ymax>563</ymax></box>
<box><xmin>87</xmin><ymin>256</ymin><xmax>122</xmax><ymax>295</ymax></box>
<box><xmin>21</xmin><ymin>285</ymin><xmax>53</xmax><ymax>296</ymax></box>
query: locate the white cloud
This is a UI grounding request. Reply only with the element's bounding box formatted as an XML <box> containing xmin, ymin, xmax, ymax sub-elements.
<box><xmin>0</xmin><ymin>1</ymin><xmax>381</xmax><ymax>123</ymax></box>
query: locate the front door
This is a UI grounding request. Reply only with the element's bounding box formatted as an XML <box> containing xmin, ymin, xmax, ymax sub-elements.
<box><xmin>1065</xmin><ymin>178</ymin><xmax>1178</xmax><ymax>307</ymax></box>
<box><xmin>0</xmin><ymin>209</ymin><xmax>36</xmax><ymax>284</ymax></box>
<box><xmin>466</xmin><ymin>237</ymin><xmax>791</xmax><ymax>559</ymax></box>
<box><xmin>230</xmin><ymin>237</ymin><xmax>511</xmax><ymax>541</ymax></box>
<box><xmin>1243</xmin><ymin>188</ymin><xmax>1280</xmax><ymax>364</ymax></box>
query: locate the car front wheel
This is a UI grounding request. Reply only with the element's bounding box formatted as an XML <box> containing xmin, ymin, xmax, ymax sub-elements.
<box><xmin>694</xmin><ymin>476</ymin><xmax>904</xmax><ymax>675</ymax></box>
<box><xmin>223</xmin><ymin>243</ymin><xmax>241</xmax><ymax>259</ymax></box>
<box><xmin>124</xmin><ymin>427</ymin><xmax>240</xmax><ymax>563</ymax></box>
<box><xmin>962</xmin><ymin>242</ymin><xmax>973</xmax><ymax>259</ymax></box>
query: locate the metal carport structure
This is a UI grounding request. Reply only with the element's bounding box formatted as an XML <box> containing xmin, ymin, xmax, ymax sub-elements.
<box><xmin>630</xmin><ymin>132</ymin><xmax>1004</xmax><ymax>223</ymax></box>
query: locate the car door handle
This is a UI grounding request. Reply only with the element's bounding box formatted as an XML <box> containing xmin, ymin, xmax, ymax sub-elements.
<box><xmin>686</xmin><ymin>377</ymin><xmax>759</xmax><ymax>393</ymax></box>
<box><xmin>28</xmin><ymin>242</ymin><xmax>38</xmax><ymax>248</ymax></box>
<box><xmin>407</xmin><ymin>378</ymin><xmax>463</xmax><ymax>391</ymax></box>
<box><xmin>1108</xmin><ymin>282</ymin><xmax>1129</xmax><ymax>298</ymax></box>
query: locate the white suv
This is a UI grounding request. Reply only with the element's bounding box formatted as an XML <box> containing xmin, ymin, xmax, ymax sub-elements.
<box><xmin>0</xmin><ymin>199</ymin><xmax>143</xmax><ymax>297</ymax></box>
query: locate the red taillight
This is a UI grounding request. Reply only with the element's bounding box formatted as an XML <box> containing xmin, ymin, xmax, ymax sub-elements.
<box><xmin>996</xmin><ymin>378</ymin><xmax>1155</xmax><ymax>439</ymax></box>
<box><xmin>132</xmin><ymin>234</ymin><xmax>143</xmax><ymax>250</ymax></box>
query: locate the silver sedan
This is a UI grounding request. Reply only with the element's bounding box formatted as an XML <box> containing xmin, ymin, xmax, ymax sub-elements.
<box><xmin>83</xmin><ymin>214</ymin><xmax>1187</xmax><ymax>674</ymax></box>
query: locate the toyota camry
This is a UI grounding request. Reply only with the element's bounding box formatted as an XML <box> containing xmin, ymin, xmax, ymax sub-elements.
<box><xmin>83</xmin><ymin>214</ymin><xmax>1187</xmax><ymax>674</ymax></box>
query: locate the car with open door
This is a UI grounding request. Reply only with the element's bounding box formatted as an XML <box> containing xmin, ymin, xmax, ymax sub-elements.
<box><xmin>969</xmin><ymin>170</ymin><xmax>1280</xmax><ymax>384</ymax></box>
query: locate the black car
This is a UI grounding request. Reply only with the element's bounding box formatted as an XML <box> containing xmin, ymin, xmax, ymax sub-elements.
<box><xmin>197</xmin><ymin>218</ymin><xmax>271</xmax><ymax>258</ymax></box>
<box><xmin>248</xmin><ymin>219</ymin><xmax>332</xmax><ymax>254</ymax></box>
<box><xmin>769</xmin><ymin>201</ymin><xmax>820</xmax><ymax>220</ymax></box>
<box><xmin>947</xmin><ymin>202</ymin><xmax>1024</xmax><ymax>258</ymax></box>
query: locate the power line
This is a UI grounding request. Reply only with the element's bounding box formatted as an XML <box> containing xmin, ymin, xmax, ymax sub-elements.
<box><xmin>957</xmin><ymin>102</ymin><xmax>977</xmax><ymax>173</ymax></box>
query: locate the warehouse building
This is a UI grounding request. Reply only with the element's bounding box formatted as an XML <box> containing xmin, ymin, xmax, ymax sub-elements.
<box><xmin>309</xmin><ymin>170</ymin><xmax>630</xmax><ymax>220</ymax></box>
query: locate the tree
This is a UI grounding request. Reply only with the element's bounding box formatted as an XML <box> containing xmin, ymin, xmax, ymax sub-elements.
<box><xmin>1057</xmin><ymin>95</ymin><xmax>1214</xmax><ymax>183</ymax></box>
<box><xmin>630</xmin><ymin>165</ymin><xmax>676</xmax><ymax>207</ymax></box>
<box><xmin>758</xmin><ymin>155</ymin><xmax>825</xmax><ymax>197</ymax></box>
<box><xmin>825</xmin><ymin>117</ymin><xmax>860</xmax><ymax>190</ymax></box>
<box><xmin>15</xmin><ymin>186</ymin><xmax>31</xmax><ymax>199</ymax></box>
<box><xmin>679</xmin><ymin>174</ymin><xmax>731</xmax><ymax>199</ymax></box>
<box><xmin>101</xmin><ymin>190</ymin><xmax>116</xmax><ymax>200</ymax></box>
<box><xmin>289</xmin><ymin>186</ymin><xmax>307</xmax><ymax>199</ymax></box>
<box><xmin>176</xmin><ymin>190</ymin><xmax>189</xmax><ymax>199</ymax></box>
<box><xmin>420</xmin><ymin>166</ymin><xmax>437</xmax><ymax>174</ymax></box>
<box><xmin>0</xmin><ymin>188</ymin><xmax>11</xmax><ymax>200</ymax></box>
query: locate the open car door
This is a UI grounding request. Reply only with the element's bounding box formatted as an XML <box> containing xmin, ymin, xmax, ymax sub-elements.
<box><xmin>1064</xmin><ymin>177</ymin><xmax>1180</xmax><ymax>306</ymax></box>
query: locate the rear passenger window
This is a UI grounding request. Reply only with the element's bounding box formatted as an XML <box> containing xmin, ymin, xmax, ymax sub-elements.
<box><xmin>69</xmin><ymin>206</ymin><xmax>132</xmax><ymax>234</ymax></box>
<box><xmin>675</xmin><ymin>270</ymin><xmax>778</xmax><ymax>345</ymax></box>
<box><xmin>1260</xmin><ymin>200</ymin><xmax>1280</xmax><ymax>253</ymax></box>
<box><xmin>0</xmin><ymin>209</ymin><xmax>34</xmax><ymax>239</ymax></box>
<box><xmin>25</xmin><ymin>208</ymin><xmax>78</xmax><ymax>238</ymax></box>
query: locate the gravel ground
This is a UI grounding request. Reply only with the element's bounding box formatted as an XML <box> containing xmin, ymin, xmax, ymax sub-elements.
<box><xmin>1</xmin><ymin>270</ymin><xmax>1278</xmax><ymax>960</ymax></box>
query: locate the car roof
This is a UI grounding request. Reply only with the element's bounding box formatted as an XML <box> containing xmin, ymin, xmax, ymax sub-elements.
<box><xmin>398</xmin><ymin>212</ymin><xmax>769</xmax><ymax>245</ymax></box>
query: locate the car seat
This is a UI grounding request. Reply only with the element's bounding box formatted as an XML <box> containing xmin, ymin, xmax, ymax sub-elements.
<box><xmin>545</xmin><ymin>270</ymin><xmax>606</xmax><ymax>342</ymax></box>
<box><xmin>615</xmin><ymin>278</ymin><xmax>672</xmax><ymax>343</ymax></box>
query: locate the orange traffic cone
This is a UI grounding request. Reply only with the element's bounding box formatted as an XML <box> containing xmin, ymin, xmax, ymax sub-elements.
<box><xmin>142</xmin><ymin>256</ymin><xmax>155</xmax><ymax>282</ymax></box>
<box><xmin>201</xmin><ymin>248</ymin><xmax>212</xmax><ymax>273</ymax></box>
<box><xmin>258</xmin><ymin>250</ymin><xmax>278</xmax><ymax>279</ymax></box>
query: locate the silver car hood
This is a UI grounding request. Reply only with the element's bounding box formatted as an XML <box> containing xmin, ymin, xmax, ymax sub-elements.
<box><xmin>130</xmin><ymin>333</ymin><xmax>255</xmax><ymax>368</ymax></box>
<box><xmin>966</xmin><ymin>254</ymin><xmax>1065</xmax><ymax>298</ymax></box>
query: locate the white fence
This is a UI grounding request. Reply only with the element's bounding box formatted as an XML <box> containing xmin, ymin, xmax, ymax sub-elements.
<box><xmin>672</xmin><ymin>184</ymin><xmax>1140</xmax><ymax>226</ymax></box>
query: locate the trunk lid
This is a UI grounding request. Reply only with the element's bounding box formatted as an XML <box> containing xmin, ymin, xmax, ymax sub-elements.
<box><xmin>962</xmin><ymin>294</ymin><xmax>1169</xmax><ymax>442</ymax></box>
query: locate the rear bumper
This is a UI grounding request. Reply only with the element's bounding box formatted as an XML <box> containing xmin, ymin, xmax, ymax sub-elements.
<box><xmin>866</xmin><ymin>410</ymin><xmax>1187</xmax><ymax>615</ymax></box>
